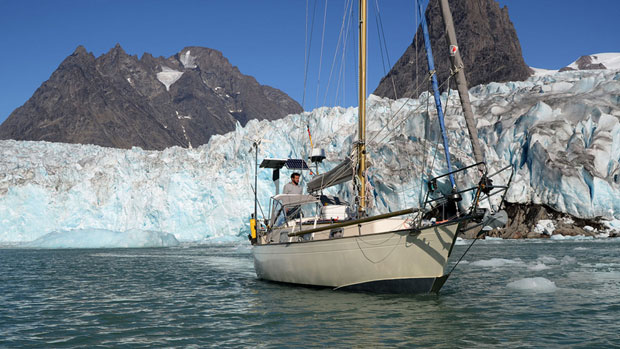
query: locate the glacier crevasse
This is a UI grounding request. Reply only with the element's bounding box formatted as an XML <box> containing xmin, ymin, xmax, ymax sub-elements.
<box><xmin>1</xmin><ymin>69</ymin><xmax>619</xmax><ymax>245</ymax></box>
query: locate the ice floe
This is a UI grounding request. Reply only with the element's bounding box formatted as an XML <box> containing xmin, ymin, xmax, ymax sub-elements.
<box><xmin>507</xmin><ymin>277</ymin><xmax>558</xmax><ymax>293</ymax></box>
<box><xmin>470</xmin><ymin>258</ymin><xmax>525</xmax><ymax>268</ymax></box>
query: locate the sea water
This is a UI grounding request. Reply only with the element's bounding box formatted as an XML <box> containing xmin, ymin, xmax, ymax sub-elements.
<box><xmin>1</xmin><ymin>239</ymin><xmax>619</xmax><ymax>348</ymax></box>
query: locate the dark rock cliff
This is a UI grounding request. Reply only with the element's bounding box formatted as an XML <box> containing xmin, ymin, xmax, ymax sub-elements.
<box><xmin>374</xmin><ymin>0</ymin><xmax>532</xmax><ymax>99</ymax></box>
<box><xmin>0</xmin><ymin>45</ymin><xmax>302</xmax><ymax>150</ymax></box>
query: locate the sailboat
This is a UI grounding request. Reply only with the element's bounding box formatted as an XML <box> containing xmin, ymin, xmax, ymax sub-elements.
<box><xmin>249</xmin><ymin>0</ymin><xmax>512</xmax><ymax>294</ymax></box>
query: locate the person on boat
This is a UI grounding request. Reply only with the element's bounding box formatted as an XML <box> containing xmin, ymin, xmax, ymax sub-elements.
<box><xmin>282</xmin><ymin>172</ymin><xmax>303</xmax><ymax>221</ymax></box>
<box><xmin>283</xmin><ymin>172</ymin><xmax>302</xmax><ymax>195</ymax></box>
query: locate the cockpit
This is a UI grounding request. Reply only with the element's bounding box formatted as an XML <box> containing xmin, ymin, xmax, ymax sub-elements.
<box><xmin>268</xmin><ymin>194</ymin><xmax>352</xmax><ymax>228</ymax></box>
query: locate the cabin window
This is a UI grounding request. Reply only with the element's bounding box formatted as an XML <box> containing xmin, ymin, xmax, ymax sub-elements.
<box><xmin>271</xmin><ymin>201</ymin><xmax>286</xmax><ymax>227</ymax></box>
<box><xmin>299</xmin><ymin>203</ymin><xmax>319</xmax><ymax>218</ymax></box>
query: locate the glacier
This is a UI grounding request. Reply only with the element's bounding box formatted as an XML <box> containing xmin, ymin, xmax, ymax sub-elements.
<box><xmin>1</xmin><ymin>68</ymin><xmax>619</xmax><ymax>246</ymax></box>
<box><xmin>24</xmin><ymin>229</ymin><xmax>179</xmax><ymax>249</ymax></box>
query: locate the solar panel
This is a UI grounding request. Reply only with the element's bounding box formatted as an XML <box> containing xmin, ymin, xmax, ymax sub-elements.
<box><xmin>259</xmin><ymin>158</ymin><xmax>287</xmax><ymax>169</ymax></box>
<box><xmin>285</xmin><ymin>159</ymin><xmax>309</xmax><ymax>170</ymax></box>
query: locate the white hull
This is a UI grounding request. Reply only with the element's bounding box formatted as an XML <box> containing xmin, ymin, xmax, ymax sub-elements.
<box><xmin>253</xmin><ymin>219</ymin><xmax>463</xmax><ymax>293</ymax></box>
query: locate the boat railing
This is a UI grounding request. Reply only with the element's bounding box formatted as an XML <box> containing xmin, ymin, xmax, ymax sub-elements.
<box><xmin>287</xmin><ymin>207</ymin><xmax>419</xmax><ymax>237</ymax></box>
<box><xmin>421</xmin><ymin>161</ymin><xmax>514</xmax><ymax>224</ymax></box>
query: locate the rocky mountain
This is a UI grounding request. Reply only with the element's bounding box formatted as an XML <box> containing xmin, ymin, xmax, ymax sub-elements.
<box><xmin>0</xmin><ymin>45</ymin><xmax>302</xmax><ymax>150</ymax></box>
<box><xmin>374</xmin><ymin>0</ymin><xmax>532</xmax><ymax>99</ymax></box>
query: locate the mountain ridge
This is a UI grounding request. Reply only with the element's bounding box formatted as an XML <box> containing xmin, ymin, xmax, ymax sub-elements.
<box><xmin>0</xmin><ymin>45</ymin><xmax>302</xmax><ymax>150</ymax></box>
<box><xmin>374</xmin><ymin>0</ymin><xmax>532</xmax><ymax>99</ymax></box>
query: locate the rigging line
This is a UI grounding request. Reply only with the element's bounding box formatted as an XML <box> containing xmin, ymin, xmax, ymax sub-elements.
<box><xmin>348</xmin><ymin>0</ymin><xmax>357</xmax><ymax>107</ymax></box>
<box><xmin>298</xmin><ymin>0</ymin><xmax>319</xmax><ymax>172</ymax></box>
<box><xmin>372</xmin><ymin>0</ymin><xmax>388</xmax><ymax>78</ymax></box>
<box><xmin>370</xmin><ymin>1</ymin><xmax>411</xmax><ymax>209</ymax></box>
<box><xmin>249</xmin><ymin>183</ymin><xmax>267</xmax><ymax>221</ymax></box>
<box><xmin>449</xmin><ymin>235</ymin><xmax>479</xmax><ymax>275</ymax></box>
<box><xmin>414</xmin><ymin>0</ymin><xmax>420</xmax><ymax>107</ymax></box>
<box><xmin>334</xmin><ymin>0</ymin><xmax>354</xmax><ymax>107</ymax></box>
<box><xmin>301</xmin><ymin>0</ymin><xmax>319</xmax><ymax>109</ymax></box>
<box><xmin>323</xmin><ymin>0</ymin><xmax>352</xmax><ymax>106</ymax></box>
<box><xmin>333</xmin><ymin>0</ymin><xmax>354</xmax><ymax>107</ymax></box>
<box><xmin>418</xmin><ymin>89</ymin><xmax>432</xmax><ymax>206</ymax></box>
<box><xmin>423</xmin><ymin>97</ymin><xmax>441</xmax><ymax>210</ymax></box>
<box><xmin>373</xmin><ymin>0</ymin><xmax>398</xmax><ymax>99</ymax></box>
<box><xmin>304</xmin><ymin>0</ymin><xmax>308</xmax><ymax>90</ymax></box>
<box><xmin>311</xmin><ymin>152</ymin><xmax>356</xmax><ymax>193</ymax></box>
<box><xmin>429</xmin><ymin>74</ymin><xmax>454</xmax><ymax>184</ymax></box>
<box><xmin>367</xmin><ymin>102</ymin><xmax>425</xmax><ymax>147</ymax></box>
<box><xmin>314</xmin><ymin>0</ymin><xmax>329</xmax><ymax>110</ymax></box>
<box><xmin>366</xmin><ymin>87</ymin><xmax>425</xmax><ymax>145</ymax></box>
<box><xmin>367</xmin><ymin>72</ymin><xmax>455</xmax><ymax>147</ymax></box>
<box><xmin>422</xmin><ymin>138</ymin><xmax>440</xmax><ymax>211</ymax></box>
<box><xmin>367</xmin><ymin>0</ymin><xmax>428</xmax><ymax>148</ymax></box>
<box><xmin>246</xmin><ymin>147</ymin><xmax>267</xmax><ymax>220</ymax></box>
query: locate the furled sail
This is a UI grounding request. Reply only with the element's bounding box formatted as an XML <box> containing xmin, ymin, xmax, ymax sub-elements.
<box><xmin>306</xmin><ymin>158</ymin><xmax>354</xmax><ymax>193</ymax></box>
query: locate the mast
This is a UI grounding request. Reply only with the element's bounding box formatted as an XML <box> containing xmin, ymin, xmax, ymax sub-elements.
<box><xmin>416</xmin><ymin>0</ymin><xmax>456</xmax><ymax>188</ymax></box>
<box><xmin>437</xmin><ymin>0</ymin><xmax>484</xmax><ymax>168</ymax></box>
<box><xmin>357</xmin><ymin>0</ymin><xmax>367</xmax><ymax>213</ymax></box>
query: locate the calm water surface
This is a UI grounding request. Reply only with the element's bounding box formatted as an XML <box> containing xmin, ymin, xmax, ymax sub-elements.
<box><xmin>1</xmin><ymin>239</ymin><xmax>619</xmax><ymax>348</ymax></box>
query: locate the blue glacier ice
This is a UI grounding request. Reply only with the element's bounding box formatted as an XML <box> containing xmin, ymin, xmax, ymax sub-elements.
<box><xmin>1</xmin><ymin>68</ymin><xmax>619</xmax><ymax>246</ymax></box>
<box><xmin>24</xmin><ymin>229</ymin><xmax>179</xmax><ymax>248</ymax></box>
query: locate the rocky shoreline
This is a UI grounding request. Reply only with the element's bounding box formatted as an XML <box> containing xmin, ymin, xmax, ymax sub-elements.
<box><xmin>460</xmin><ymin>203</ymin><xmax>619</xmax><ymax>239</ymax></box>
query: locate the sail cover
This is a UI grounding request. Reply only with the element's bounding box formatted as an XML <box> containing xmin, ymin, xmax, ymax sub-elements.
<box><xmin>307</xmin><ymin>158</ymin><xmax>354</xmax><ymax>193</ymax></box>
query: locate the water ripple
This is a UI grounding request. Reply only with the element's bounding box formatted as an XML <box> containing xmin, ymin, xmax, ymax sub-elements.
<box><xmin>1</xmin><ymin>241</ymin><xmax>618</xmax><ymax>347</ymax></box>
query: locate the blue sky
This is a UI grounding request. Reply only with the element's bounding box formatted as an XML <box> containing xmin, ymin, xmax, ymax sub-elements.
<box><xmin>0</xmin><ymin>0</ymin><xmax>618</xmax><ymax>124</ymax></box>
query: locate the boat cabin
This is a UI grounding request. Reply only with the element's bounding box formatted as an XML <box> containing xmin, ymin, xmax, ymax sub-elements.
<box><xmin>259</xmin><ymin>157</ymin><xmax>354</xmax><ymax>243</ymax></box>
<box><xmin>269</xmin><ymin>194</ymin><xmax>351</xmax><ymax>228</ymax></box>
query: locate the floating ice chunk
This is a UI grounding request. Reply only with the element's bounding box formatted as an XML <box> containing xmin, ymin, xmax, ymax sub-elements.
<box><xmin>507</xmin><ymin>277</ymin><xmax>557</xmax><ymax>292</ymax></box>
<box><xmin>560</xmin><ymin>256</ymin><xmax>577</xmax><ymax>265</ymax></box>
<box><xmin>484</xmin><ymin>237</ymin><xmax>503</xmax><ymax>241</ymax></box>
<box><xmin>156</xmin><ymin>66</ymin><xmax>184</xmax><ymax>91</ymax></box>
<box><xmin>569</xmin><ymin>271</ymin><xmax>620</xmax><ymax>283</ymax></box>
<box><xmin>528</xmin><ymin>262</ymin><xmax>551</xmax><ymax>271</ymax></box>
<box><xmin>471</xmin><ymin>258</ymin><xmax>524</xmax><ymax>268</ymax></box>
<box><xmin>538</xmin><ymin>256</ymin><xmax>558</xmax><ymax>264</ymax></box>
<box><xmin>550</xmin><ymin>234</ymin><xmax>593</xmax><ymax>240</ymax></box>
<box><xmin>24</xmin><ymin>228</ymin><xmax>179</xmax><ymax>249</ymax></box>
<box><xmin>455</xmin><ymin>237</ymin><xmax>468</xmax><ymax>246</ymax></box>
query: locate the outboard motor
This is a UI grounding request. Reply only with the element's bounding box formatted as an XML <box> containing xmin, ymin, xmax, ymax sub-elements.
<box><xmin>481</xmin><ymin>209</ymin><xmax>508</xmax><ymax>232</ymax></box>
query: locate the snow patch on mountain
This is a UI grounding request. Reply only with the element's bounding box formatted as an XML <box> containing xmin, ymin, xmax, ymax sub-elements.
<box><xmin>1</xmin><ymin>68</ymin><xmax>620</xmax><ymax>245</ymax></box>
<box><xmin>156</xmin><ymin>66</ymin><xmax>184</xmax><ymax>91</ymax></box>
<box><xmin>180</xmin><ymin>50</ymin><xmax>197</xmax><ymax>69</ymax></box>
